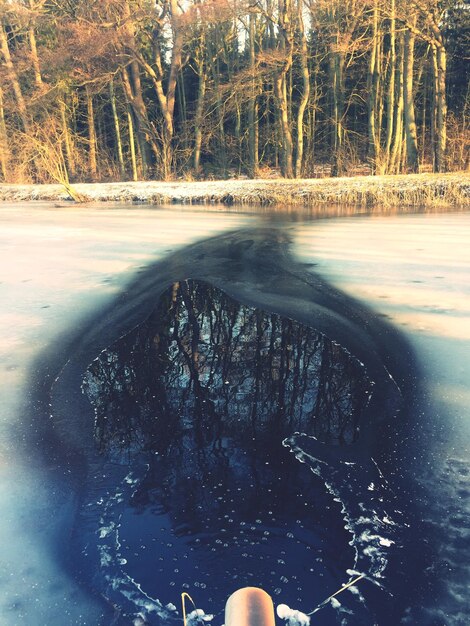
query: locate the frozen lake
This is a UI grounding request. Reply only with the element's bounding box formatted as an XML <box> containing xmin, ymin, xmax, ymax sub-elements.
<box><xmin>0</xmin><ymin>204</ymin><xmax>468</xmax><ymax>625</ymax></box>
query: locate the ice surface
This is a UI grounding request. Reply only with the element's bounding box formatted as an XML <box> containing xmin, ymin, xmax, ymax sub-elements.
<box><xmin>291</xmin><ymin>211</ymin><xmax>470</xmax><ymax>625</ymax></box>
<box><xmin>0</xmin><ymin>203</ymin><xmax>253</xmax><ymax>625</ymax></box>
<box><xmin>2</xmin><ymin>205</ymin><xmax>469</xmax><ymax>625</ymax></box>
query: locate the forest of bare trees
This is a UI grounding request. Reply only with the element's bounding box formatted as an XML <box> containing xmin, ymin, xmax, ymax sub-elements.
<box><xmin>0</xmin><ymin>0</ymin><xmax>468</xmax><ymax>183</ymax></box>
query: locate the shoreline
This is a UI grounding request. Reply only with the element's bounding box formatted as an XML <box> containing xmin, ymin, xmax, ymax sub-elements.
<box><xmin>0</xmin><ymin>172</ymin><xmax>469</xmax><ymax>209</ymax></box>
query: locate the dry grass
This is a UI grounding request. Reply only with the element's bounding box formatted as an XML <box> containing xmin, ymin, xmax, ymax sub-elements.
<box><xmin>0</xmin><ymin>172</ymin><xmax>468</xmax><ymax>210</ymax></box>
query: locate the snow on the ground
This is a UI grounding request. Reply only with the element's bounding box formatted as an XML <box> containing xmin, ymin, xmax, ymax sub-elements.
<box><xmin>0</xmin><ymin>203</ymin><xmax>254</xmax><ymax>625</ymax></box>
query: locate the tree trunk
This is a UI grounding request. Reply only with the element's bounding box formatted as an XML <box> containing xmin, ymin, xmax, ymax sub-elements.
<box><xmin>434</xmin><ymin>42</ymin><xmax>447</xmax><ymax>172</ymax></box>
<box><xmin>60</xmin><ymin>96</ymin><xmax>75</xmax><ymax>178</ymax></box>
<box><xmin>404</xmin><ymin>22</ymin><xmax>419</xmax><ymax>172</ymax></box>
<box><xmin>29</xmin><ymin>27</ymin><xmax>43</xmax><ymax>88</ymax></box>
<box><xmin>109</xmin><ymin>80</ymin><xmax>125</xmax><ymax>178</ymax></box>
<box><xmin>193</xmin><ymin>60</ymin><xmax>206</xmax><ymax>174</ymax></box>
<box><xmin>274</xmin><ymin>0</ymin><xmax>294</xmax><ymax>178</ymax></box>
<box><xmin>295</xmin><ymin>0</ymin><xmax>310</xmax><ymax>178</ymax></box>
<box><xmin>151</xmin><ymin>0</ymin><xmax>185</xmax><ymax>179</ymax></box>
<box><xmin>121</xmin><ymin>1</ymin><xmax>158</xmax><ymax>170</ymax></box>
<box><xmin>274</xmin><ymin>74</ymin><xmax>294</xmax><ymax>178</ymax></box>
<box><xmin>248</xmin><ymin>14</ymin><xmax>259</xmax><ymax>178</ymax></box>
<box><xmin>191</xmin><ymin>9</ymin><xmax>207</xmax><ymax>176</ymax></box>
<box><xmin>376</xmin><ymin>35</ymin><xmax>384</xmax><ymax>149</ymax></box>
<box><xmin>330</xmin><ymin>47</ymin><xmax>345</xmax><ymax>177</ymax></box>
<box><xmin>121</xmin><ymin>68</ymin><xmax>157</xmax><ymax>170</ymax></box>
<box><xmin>0</xmin><ymin>22</ymin><xmax>30</xmax><ymax>133</ymax></box>
<box><xmin>0</xmin><ymin>87</ymin><xmax>8</xmax><ymax>181</ymax></box>
<box><xmin>421</xmin><ymin>57</ymin><xmax>428</xmax><ymax>164</ymax></box>
<box><xmin>85</xmin><ymin>86</ymin><xmax>98</xmax><ymax>180</ymax></box>
<box><xmin>305</xmin><ymin>83</ymin><xmax>317</xmax><ymax>176</ymax></box>
<box><xmin>390</xmin><ymin>31</ymin><xmax>405</xmax><ymax>173</ymax></box>
<box><xmin>208</xmin><ymin>32</ymin><xmax>227</xmax><ymax>176</ymax></box>
<box><xmin>165</xmin><ymin>0</ymin><xmax>184</xmax><ymax>128</ymax></box>
<box><xmin>177</xmin><ymin>69</ymin><xmax>187</xmax><ymax>128</ymax></box>
<box><xmin>367</xmin><ymin>1</ymin><xmax>380</xmax><ymax>173</ymax></box>
<box><xmin>384</xmin><ymin>0</ymin><xmax>396</xmax><ymax>173</ymax></box>
<box><xmin>127</xmin><ymin>107</ymin><xmax>138</xmax><ymax>181</ymax></box>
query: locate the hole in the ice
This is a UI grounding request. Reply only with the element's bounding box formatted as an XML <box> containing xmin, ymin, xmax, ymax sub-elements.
<box><xmin>82</xmin><ymin>279</ymin><xmax>374</xmax><ymax>610</ymax></box>
<box><xmin>84</xmin><ymin>279</ymin><xmax>372</xmax><ymax>455</ymax></box>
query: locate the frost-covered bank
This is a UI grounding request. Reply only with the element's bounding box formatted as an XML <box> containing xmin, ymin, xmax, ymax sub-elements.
<box><xmin>0</xmin><ymin>173</ymin><xmax>468</xmax><ymax>209</ymax></box>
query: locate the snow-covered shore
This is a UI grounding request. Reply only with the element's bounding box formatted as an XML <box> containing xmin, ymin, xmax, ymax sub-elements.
<box><xmin>0</xmin><ymin>172</ymin><xmax>469</xmax><ymax>208</ymax></box>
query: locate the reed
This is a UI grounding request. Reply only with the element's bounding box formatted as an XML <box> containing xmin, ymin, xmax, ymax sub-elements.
<box><xmin>0</xmin><ymin>173</ymin><xmax>468</xmax><ymax>210</ymax></box>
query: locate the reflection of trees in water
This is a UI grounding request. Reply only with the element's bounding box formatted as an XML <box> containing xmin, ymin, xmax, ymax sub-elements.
<box><xmin>81</xmin><ymin>279</ymin><xmax>370</xmax><ymax>601</ymax></box>
<box><xmin>83</xmin><ymin>279</ymin><xmax>372</xmax><ymax>462</ymax></box>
